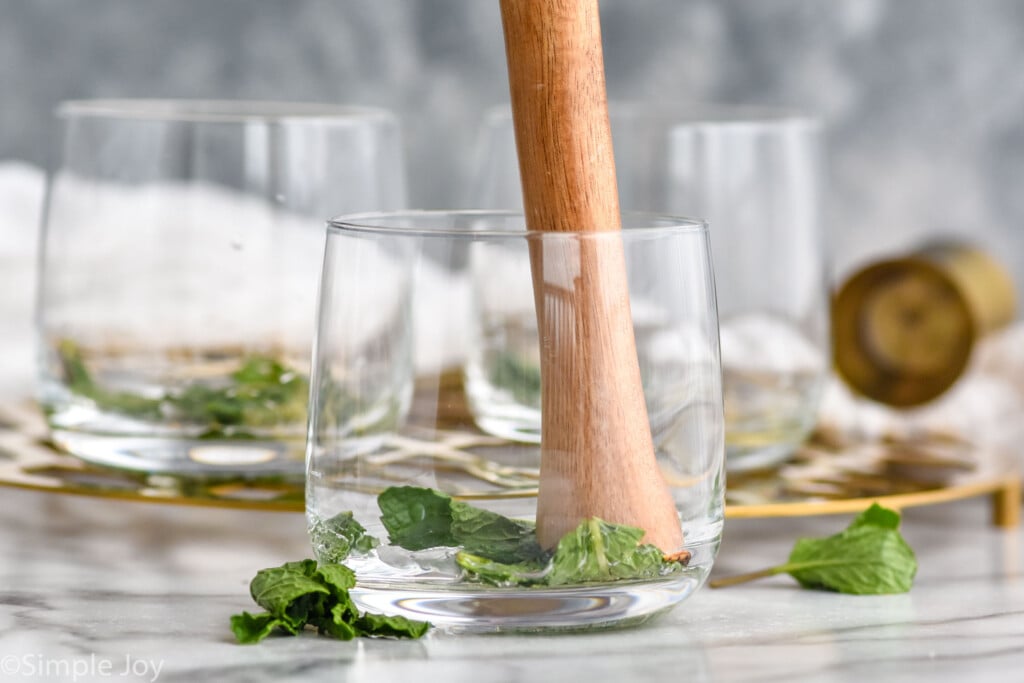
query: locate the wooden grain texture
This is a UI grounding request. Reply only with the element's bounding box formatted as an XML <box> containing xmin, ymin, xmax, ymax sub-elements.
<box><xmin>499</xmin><ymin>0</ymin><xmax>683</xmax><ymax>552</ymax></box>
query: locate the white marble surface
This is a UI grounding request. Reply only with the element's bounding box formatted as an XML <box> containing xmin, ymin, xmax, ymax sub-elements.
<box><xmin>0</xmin><ymin>487</ymin><xmax>1021</xmax><ymax>683</ymax></box>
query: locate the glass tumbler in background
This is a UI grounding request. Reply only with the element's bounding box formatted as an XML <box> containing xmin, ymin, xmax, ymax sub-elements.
<box><xmin>37</xmin><ymin>100</ymin><xmax>405</xmax><ymax>477</ymax></box>
<box><xmin>468</xmin><ymin>106</ymin><xmax>829</xmax><ymax>471</ymax></box>
<box><xmin>307</xmin><ymin>210</ymin><xmax>724</xmax><ymax>631</ymax></box>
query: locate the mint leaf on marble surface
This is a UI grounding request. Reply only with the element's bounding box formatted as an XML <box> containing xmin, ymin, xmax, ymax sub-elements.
<box><xmin>848</xmin><ymin>503</ymin><xmax>901</xmax><ymax>530</ymax></box>
<box><xmin>230</xmin><ymin>612</ymin><xmax>298</xmax><ymax>644</ymax></box>
<box><xmin>785</xmin><ymin>504</ymin><xmax>917</xmax><ymax>594</ymax></box>
<box><xmin>230</xmin><ymin>559</ymin><xmax>430</xmax><ymax>644</ymax></box>
<box><xmin>249</xmin><ymin>559</ymin><xmax>329</xmax><ymax>621</ymax></box>
<box><xmin>314</xmin><ymin>562</ymin><xmax>358</xmax><ymax>594</ymax></box>
<box><xmin>354</xmin><ymin>613</ymin><xmax>432</xmax><ymax>639</ymax></box>
<box><xmin>710</xmin><ymin>503</ymin><xmax>918</xmax><ymax>595</ymax></box>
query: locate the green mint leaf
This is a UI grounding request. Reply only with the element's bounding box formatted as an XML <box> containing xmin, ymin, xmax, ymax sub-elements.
<box><xmin>311</xmin><ymin>512</ymin><xmax>380</xmax><ymax>563</ymax></box>
<box><xmin>849</xmin><ymin>503</ymin><xmax>901</xmax><ymax>530</ymax></box>
<box><xmin>56</xmin><ymin>339</ymin><xmax>309</xmax><ymax>429</ymax></box>
<box><xmin>231</xmin><ymin>356</ymin><xmax>309</xmax><ymax>427</ymax></box>
<box><xmin>785</xmin><ymin>525</ymin><xmax>917</xmax><ymax>594</ymax></box>
<box><xmin>308</xmin><ymin>602</ymin><xmax>359</xmax><ymax>641</ymax></box>
<box><xmin>232</xmin><ymin>559</ymin><xmax>431</xmax><ymax>644</ymax></box>
<box><xmin>354</xmin><ymin>613</ymin><xmax>432</xmax><ymax>639</ymax></box>
<box><xmin>312</xmin><ymin>564</ymin><xmax>361</xmax><ymax>626</ymax></box>
<box><xmin>375</xmin><ymin>487</ymin><xmax>682</xmax><ymax>587</ymax></box>
<box><xmin>547</xmin><ymin>518</ymin><xmax>668</xmax><ymax>586</ymax></box>
<box><xmin>185</xmin><ymin>389</ymin><xmax>245</xmax><ymax>425</ymax></box>
<box><xmin>377</xmin><ymin>486</ymin><xmax>541</xmax><ymax>562</ymax></box>
<box><xmin>314</xmin><ymin>562</ymin><xmax>358</xmax><ymax>594</ymax></box>
<box><xmin>378</xmin><ymin>486</ymin><xmax>458</xmax><ymax>550</ymax></box>
<box><xmin>489</xmin><ymin>353</ymin><xmax>542</xmax><ymax>407</ymax></box>
<box><xmin>230</xmin><ymin>611</ymin><xmax>295</xmax><ymax>644</ymax></box>
<box><xmin>57</xmin><ymin>339</ymin><xmax>96</xmax><ymax>392</ymax></box>
<box><xmin>710</xmin><ymin>504</ymin><xmax>917</xmax><ymax>594</ymax></box>
<box><xmin>231</xmin><ymin>356</ymin><xmax>291</xmax><ymax>385</ymax></box>
<box><xmin>249</xmin><ymin>560</ymin><xmax>330</xmax><ymax>617</ymax></box>
<box><xmin>455</xmin><ymin>551</ymin><xmax>549</xmax><ymax>586</ymax></box>
<box><xmin>450</xmin><ymin>501</ymin><xmax>542</xmax><ymax>564</ymax></box>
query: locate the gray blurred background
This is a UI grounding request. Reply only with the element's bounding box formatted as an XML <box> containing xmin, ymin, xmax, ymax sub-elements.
<box><xmin>2</xmin><ymin>0</ymin><xmax>1023</xmax><ymax>278</ymax></box>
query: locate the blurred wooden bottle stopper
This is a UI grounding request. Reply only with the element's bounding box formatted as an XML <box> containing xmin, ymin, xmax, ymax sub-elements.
<box><xmin>833</xmin><ymin>243</ymin><xmax>1016</xmax><ymax>407</ymax></box>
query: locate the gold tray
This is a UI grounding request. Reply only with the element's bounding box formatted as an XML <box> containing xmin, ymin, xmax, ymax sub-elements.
<box><xmin>1</xmin><ymin>402</ymin><xmax>1018</xmax><ymax>527</ymax></box>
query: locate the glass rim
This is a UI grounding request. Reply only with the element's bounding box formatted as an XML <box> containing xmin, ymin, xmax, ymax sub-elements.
<box><xmin>327</xmin><ymin>209</ymin><xmax>709</xmax><ymax>239</ymax></box>
<box><xmin>55</xmin><ymin>99</ymin><xmax>397</xmax><ymax>124</ymax></box>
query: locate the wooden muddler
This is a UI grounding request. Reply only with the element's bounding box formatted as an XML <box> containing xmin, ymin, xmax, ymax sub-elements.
<box><xmin>499</xmin><ymin>0</ymin><xmax>683</xmax><ymax>552</ymax></box>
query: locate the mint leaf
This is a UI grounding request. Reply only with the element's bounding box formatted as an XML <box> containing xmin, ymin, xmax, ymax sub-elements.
<box><xmin>231</xmin><ymin>559</ymin><xmax>430</xmax><ymax>644</ymax></box>
<box><xmin>249</xmin><ymin>561</ymin><xmax>330</xmax><ymax>618</ymax></box>
<box><xmin>458</xmin><ymin>518</ymin><xmax>674</xmax><ymax>587</ymax></box>
<box><xmin>230</xmin><ymin>612</ymin><xmax>294</xmax><ymax>644</ymax></box>
<box><xmin>450</xmin><ymin>501</ymin><xmax>542</xmax><ymax>564</ymax></box>
<box><xmin>547</xmin><ymin>518</ymin><xmax>669</xmax><ymax>586</ymax></box>
<box><xmin>56</xmin><ymin>339</ymin><xmax>309</xmax><ymax>430</ymax></box>
<box><xmin>710</xmin><ymin>504</ymin><xmax>918</xmax><ymax>595</ymax></box>
<box><xmin>354</xmin><ymin>613</ymin><xmax>432</xmax><ymax>639</ymax></box>
<box><xmin>379</xmin><ymin>487</ymin><xmax>542</xmax><ymax>563</ymax></box>
<box><xmin>849</xmin><ymin>503</ymin><xmax>901</xmax><ymax>530</ymax></box>
<box><xmin>314</xmin><ymin>562</ymin><xmax>357</xmax><ymax>594</ymax></box>
<box><xmin>310</xmin><ymin>512</ymin><xmax>380</xmax><ymax>563</ymax></box>
<box><xmin>309</xmin><ymin>602</ymin><xmax>358</xmax><ymax>641</ymax></box>
<box><xmin>232</xmin><ymin>356</ymin><xmax>291</xmax><ymax>385</ymax></box>
<box><xmin>377</xmin><ymin>487</ymin><xmax>682</xmax><ymax>587</ymax></box>
<box><xmin>489</xmin><ymin>352</ymin><xmax>541</xmax><ymax>407</ymax></box>
<box><xmin>455</xmin><ymin>551</ymin><xmax>549</xmax><ymax>586</ymax></box>
<box><xmin>786</xmin><ymin>525</ymin><xmax>917</xmax><ymax>594</ymax></box>
<box><xmin>378</xmin><ymin>486</ymin><xmax>458</xmax><ymax>550</ymax></box>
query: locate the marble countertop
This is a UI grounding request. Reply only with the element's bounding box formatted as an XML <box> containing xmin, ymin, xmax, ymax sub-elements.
<box><xmin>0</xmin><ymin>487</ymin><xmax>1021</xmax><ymax>683</ymax></box>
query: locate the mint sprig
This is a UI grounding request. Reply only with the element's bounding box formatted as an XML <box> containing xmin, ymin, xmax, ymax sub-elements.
<box><xmin>710</xmin><ymin>504</ymin><xmax>918</xmax><ymax>594</ymax></box>
<box><xmin>230</xmin><ymin>559</ymin><xmax>429</xmax><ymax>644</ymax></box>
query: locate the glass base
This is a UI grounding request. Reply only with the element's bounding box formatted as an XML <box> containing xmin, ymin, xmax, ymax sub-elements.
<box><xmin>50</xmin><ymin>429</ymin><xmax>304</xmax><ymax>479</ymax></box>
<box><xmin>349</xmin><ymin>574</ymin><xmax>705</xmax><ymax>633</ymax></box>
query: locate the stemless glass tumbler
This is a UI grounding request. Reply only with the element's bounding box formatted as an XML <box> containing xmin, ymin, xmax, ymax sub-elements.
<box><xmin>37</xmin><ymin>100</ymin><xmax>405</xmax><ymax>477</ymax></box>
<box><xmin>469</xmin><ymin>106</ymin><xmax>829</xmax><ymax>471</ymax></box>
<box><xmin>660</xmin><ymin>112</ymin><xmax>828</xmax><ymax>471</ymax></box>
<box><xmin>307</xmin><ymin>211</ymin><xmax>724</xmax><ymax>631</ymax></box>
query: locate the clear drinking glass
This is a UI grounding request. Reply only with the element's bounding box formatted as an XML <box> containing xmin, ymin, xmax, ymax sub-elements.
<box><xmin>307</xmin><ymin>210</ymin><xmax>724</xmax><ymax>632</ymax></box>
<box><xmin>37</xmin><ymin>100</ymin><xmax>405</xmax><ymax>477</ymax></box>
<box><xmin>468</xmin><ymin>106</ymin><xmax>828</xmax><ymax>471</ymax></box>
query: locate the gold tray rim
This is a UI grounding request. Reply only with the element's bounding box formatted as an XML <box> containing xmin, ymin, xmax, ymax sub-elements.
<box><xmin>2</xmin><ymin>402</ymin><xmax>1019</xmax><ymax>525</ymax></box>
<box><xmin>0</xmin><ymin>452</ymin><xmax>1016</xmax><ymax>525</ymax></box>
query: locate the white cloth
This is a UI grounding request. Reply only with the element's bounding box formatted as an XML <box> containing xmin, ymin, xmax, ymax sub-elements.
<box><xmin>817</xmin><ymin>322</ymin><xmax>1024</xmax><ymax>452</ymax></box>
